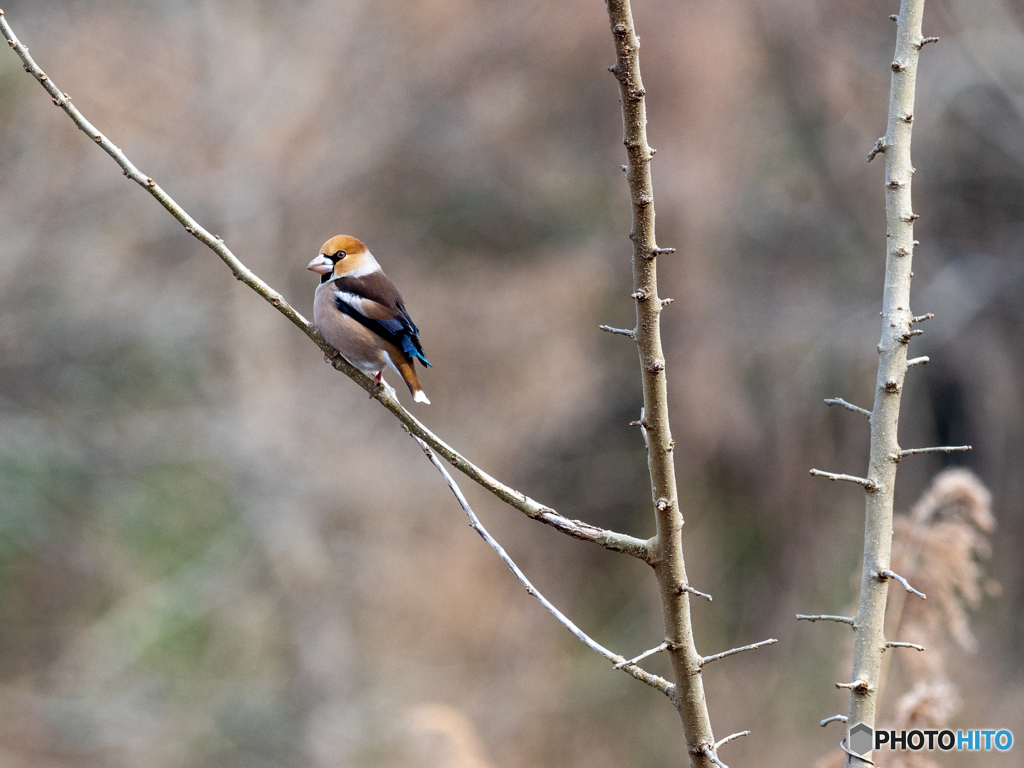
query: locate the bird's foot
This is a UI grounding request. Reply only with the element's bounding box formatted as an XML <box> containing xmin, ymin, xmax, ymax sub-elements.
<box><xmin>370</xmin><ymin>371</ymin><xmax>384</xmax><ymax>398</ymax></box>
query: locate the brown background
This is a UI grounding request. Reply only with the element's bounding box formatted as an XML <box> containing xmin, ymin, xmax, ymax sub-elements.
<box><xmin>0</xmin><ymin>0</ymin><xmax>1021</xmax><ymax>766</ymax></box>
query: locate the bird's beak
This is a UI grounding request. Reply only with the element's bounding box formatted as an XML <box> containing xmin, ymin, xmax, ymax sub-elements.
<box><xmin>307</xmin><ymin>254</ymin><xmax>334</xmax><ymax>274</ymax></box>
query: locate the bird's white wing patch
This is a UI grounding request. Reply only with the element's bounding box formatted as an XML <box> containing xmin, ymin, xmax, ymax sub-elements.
<box><xmin>334</xmin><ymin>290</ymin><xmax>376</xmax><ymax>318</ymax></box>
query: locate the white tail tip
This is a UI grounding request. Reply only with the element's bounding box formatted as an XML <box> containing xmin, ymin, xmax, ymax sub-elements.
<box><xmin>414</xmin><ymin>390</ymin><xmax>431</xmax><ymax>404</ymax></box>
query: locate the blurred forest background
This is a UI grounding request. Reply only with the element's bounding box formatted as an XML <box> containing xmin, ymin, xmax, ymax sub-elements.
<box><xmin>1</xmin><ymin>0</ymin><xmax>1022</xmax><ymax>766</ymax></box>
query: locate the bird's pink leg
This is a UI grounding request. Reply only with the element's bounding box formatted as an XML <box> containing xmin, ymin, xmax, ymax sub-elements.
<box><xmin>370</xmin><ymin>371</ymin><xmax>383</xmax><ymax>398</ymax></box>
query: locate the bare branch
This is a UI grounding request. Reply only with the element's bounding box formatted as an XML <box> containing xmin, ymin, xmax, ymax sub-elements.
<box><xmin>884</xmin><ymin>641</ymin><xmax>925</xmax><ymax>652</ymax></box>
<box><xmin>879</xmin><ymin>569</ymin><xmax>926</xmax><ymax>599</ymax></box>
<box><xmin>821</xmin><ymin>715</ymin><xmax>849</xmax><ymax>727</ymax></box>
<box><xmin>0</xmin><ymin>11</ymin><xmax>655</xmax><ymax>565</ymax></box>
<box><xmin>898</xmin><ymin>445</ymin><xmax>971</xmax><ymax>458</ymax></box>
<box><xmin>835</xmin><ymin>679</ymin><xmax>872</xmax><ymax>692</ymax></box>
<box><xmin>825</xmin><ymin>398</ymin><xmax>872</xmax><ymax>419</ymax></box>
<box><xmin>840</xmin><ymin>1</ymin><xmax>934</xmax><ymax>755</ymax></box>
<box><xmin>809</xmin><ymin>470</ymin><xmax>877</xmax><ymax>491</ymax></box>
<box><xmin>599</xmin><ymin>325</ymin><xmax>636</xmax><ymax>338</ymax></box>
<box><xmin>699</xmin><ymin>746</ymin><xmax>729</xmax><ymax>768</ymax></box>
<box><xmin>911</xmin><ymin>313</ymin><xmax>934</xmax><ymax>323</ymax></box>
<box><xmin>796</xmin><ymin>614</ymin><xmax>856</xmax><ymax>626</ymax></box>
<box><xmin>867</xmin><ymin>137</ymin><xmax>888</xmax><ymax>162</ymax></box>
<box><xmin>907</xmin><ymin>356</ymin><xmax>930</xmax><ymax>367</ymax></box>
<box><xmin>413</xmin><ymin>435</ymin><xmax>675</xmax><ymax>698</ymax></box>
<box><xmin>635</xmin><ymin>407</ymin><xmax>650</xmax><ymax>450</ymax></box>
<box><xmin>677</xmin><ymin>583</ymin><xmax>713</xmax><ymax>602</ymax></box>
<box><xmin>915</xmin><ymin>36</ymin><xmax>940</xmax><ymax>49</ymax></box>
<box><xmin>714</xmin><ymin>731</ymin><xmax>750</xmax><ymax>750</ymax></box>
<box><xmin>700</xmin><ymin>638</ymin><xmax>777</xmax><ymax>667</ymax></box>
<box><xmin>613</xmin><ymin>640</ymin><xmax>670</xmax><ymax>669</ymax></box>
<box><xmin>840</xmin><ymin>739</ymin><xmax>877</xmax><ymax>765</ymax></box>
<box><xmin>607</xmin><ymin>0</ymin><xmax>719</xmax><ymax>761</ymax></box>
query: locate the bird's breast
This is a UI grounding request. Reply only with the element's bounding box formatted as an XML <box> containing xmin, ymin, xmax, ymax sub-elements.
<box><xmin>314</xmin><ymin>284</ymin><xmax>389</xmax><ymax>373</ymax></box>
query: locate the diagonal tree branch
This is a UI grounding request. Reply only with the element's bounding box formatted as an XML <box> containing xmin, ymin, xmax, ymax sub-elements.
<box><xmin>412</xmin><ymin>435</ymin><xmax>675</xmax><ymax>698</ymax></box>
<box><xmin>0</xmin><ymin>9</ymin><xmax>652</xmax><ymax>565</ymax></box>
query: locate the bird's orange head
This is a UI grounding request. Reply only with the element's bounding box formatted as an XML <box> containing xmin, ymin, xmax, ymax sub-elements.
<box><xmin>307</xmin><ymin>235</ymin><xmax>378</xmax><ymax>279</ymax></box>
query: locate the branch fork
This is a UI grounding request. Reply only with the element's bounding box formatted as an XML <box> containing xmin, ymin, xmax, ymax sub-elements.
<box><xmin>413</xmin><ymin>435</ymin><xmax>675</xmax><ymax>697</ymax></box>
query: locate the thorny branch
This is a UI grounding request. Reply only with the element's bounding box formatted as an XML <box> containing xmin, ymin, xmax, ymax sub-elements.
<box><xmin>605</xmin><ymin>0</ymin><xmax>749</xmax><ymax>764</ymax></box>
<box><xmin>0</xmin><ymin>6</ymin><xmax>772</xmax><ymax>763</ymax></box>
<box><xmin>0</xmin><ymin>9</ymin><xmax>652</xmax><ymax>565</ymax></box>
<box><xmin>807</xmin><ymin>1</ymin><xmax>937</xmax><ymax>763</ymax></box>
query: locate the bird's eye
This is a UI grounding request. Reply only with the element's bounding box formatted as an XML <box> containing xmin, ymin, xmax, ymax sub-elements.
<box><xmin>334</xmin><ymin>250</ymin><xmax>346</xmax><ymax>260</ymax></box>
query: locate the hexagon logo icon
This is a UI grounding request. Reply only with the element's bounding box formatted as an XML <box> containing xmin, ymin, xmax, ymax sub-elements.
<box><xmin>849</xmin><ymin>722</ymin><xmax>874</xmax><ymax>756</ymax></box>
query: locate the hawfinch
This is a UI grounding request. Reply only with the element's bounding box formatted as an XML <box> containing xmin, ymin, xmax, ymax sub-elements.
<box><xmin>308</xmin><ymin>235</ymin><xmax>431</xmax><ymax>404</ymax></box>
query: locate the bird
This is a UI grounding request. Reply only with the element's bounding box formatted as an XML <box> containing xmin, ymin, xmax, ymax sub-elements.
<box><xmin>308</xmin><ymin>235</ymin><xmax>431</xmax><ymax>404</ymax></box>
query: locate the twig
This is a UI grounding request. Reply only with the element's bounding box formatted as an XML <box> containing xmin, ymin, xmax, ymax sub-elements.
<box><xmin>884</xmin><ymin>641</ymin><xmax>925</xmax><ymax>651</ymax></box>
<box><xmin>879</xmin><ymin>569</ymin><xmax>926</xmax><ymax>599</ymax></box>
<box><xmin>809</xmin><ymin>470</ymin><xmax>877</xmax><ymax>491</ymax></box>
<box><xmin>714</xmin><ymin>731</ymin><xmax>750</xmax><ymax>750</ymax></box>
<box><xmin>677</xmin><ymin>583</ymin><xmax>713</xmax><ymax>602</ymax></box>
<box><xmin>911</xmin><ymin>313</ymin><xmax>934</xmax><ymax>323</ymax></box>
<box><xmin>700</xmin><ymin>638</ymin><xmax>777</xmax><ymax>667</ymax></box>
<box><xmin>906</xmin><ymin>356</ymin><xmax>929</xmax><ymax>367</ymax></box>
<box><xmin>867</xmin><ymin>137</ymin><xmax>888</xmax><ymax>162</ymax></box>
<box><xmin>898</xmin><ymin>445</ymin><xmax>971</xmax><ymax>457</ymax></box>
<box><xmin>840</xmin><ymin>739</ymin><xmax>876</xmax><ymax>765</ymax></box>
<box><xmin>825</xmin><ymin>398</ymin><xmax>872</xmax><ymax>419</ymax></box>
<box><xmin>835</xmin><ymin>679</ymin><xmax>871</xmax><ymax>692</ymax></box>
<box><xmin>599</xmin><ymin>325</ymin><xmax>636</xmax><ymax>338</ymax></box>
<box><xmin>0</xmin><ymin>11</ymin><xmax>654</xmax><ymax>566</ymax></box>
<box><xmin>412</xmin><ymin>435</ymin><xmax>675</xmax><ymax>698</ymax></box>
<box><xmin>796</xmin><ymin>614</ymin><xmax>856</xmax><ymax>626</ymax></box>
<box><xmin>613</xmin><ymin>640</ymin><xmax>669</xmax><ymax>669</ymax></box>
<box><xmin>699</xmin><ymin>746</ymin><xmax>729</xmax><ymax>768</ymax></box>
<box><xmin>821</xmin><ymin>715</ymin><xmax>848</xmax><ymax>727</ymax></box>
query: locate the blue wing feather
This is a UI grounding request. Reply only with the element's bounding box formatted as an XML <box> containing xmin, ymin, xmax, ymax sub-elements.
<box><xmin>334</xmin><ymin>294</ymin><xmax>431</xmax><ymax>367</ymax></box>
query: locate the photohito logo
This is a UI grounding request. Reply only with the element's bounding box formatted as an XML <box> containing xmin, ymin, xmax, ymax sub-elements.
<box><xmin>847</xmin><ymin>723</ymin><xmax>1014</xmax><ymax>756</ymax></box>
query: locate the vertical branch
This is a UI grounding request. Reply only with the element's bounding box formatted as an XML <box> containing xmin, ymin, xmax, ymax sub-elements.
<box><xmin>844</xmin><ymin>0</ymin><xmax>930</xmax><ymax>762</ymax></box>
<box><xmin>605</xmin><ymin>3</ymin><xmax>716</xmax><ymax>766</ymax></box>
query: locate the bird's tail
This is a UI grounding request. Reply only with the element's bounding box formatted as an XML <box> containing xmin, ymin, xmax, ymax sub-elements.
<box><xmin>401</xmin><ymin>334</ymin><xmax>432</xmax><ymax>368</ymax></box>
<box><xmin>395</xmin><ymin>357</ymin><xmax>430</xmax><ymax>404</ymax></box>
